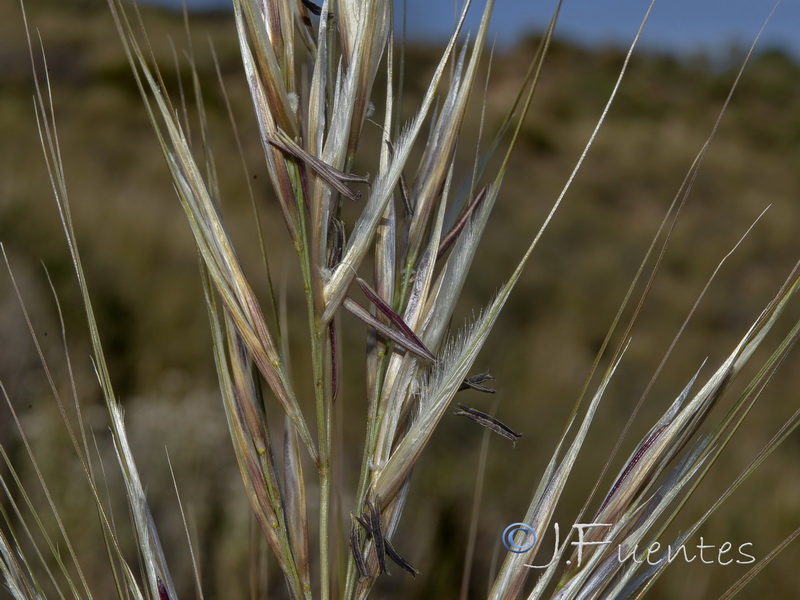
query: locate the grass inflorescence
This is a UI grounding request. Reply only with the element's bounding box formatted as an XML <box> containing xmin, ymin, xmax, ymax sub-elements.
<box><xmin>2</xmin><ymin>0</ymin><xmax>799</xmax><ymax>599</ymax></box>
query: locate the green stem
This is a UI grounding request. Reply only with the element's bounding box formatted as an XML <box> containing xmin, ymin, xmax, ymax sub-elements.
<box><xmin>290</xmin><ymin>158</ymin><xmax>332</xmax><ymax>600</ymax></box>
<box><xmin>344</xmin><ymin>333</ymin><xmax>397</xmax><ymax>598</ymax></box>
<box><xmin>343</xmin><ymin>244</ymin><xmax>417</xmax><ymax>597</ymax></box>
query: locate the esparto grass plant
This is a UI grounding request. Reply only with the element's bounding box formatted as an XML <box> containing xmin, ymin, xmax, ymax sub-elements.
<box><xmin>2</xmin><ymin>0</ymin><xmax>800</xmax><ymax>599</ymax></box>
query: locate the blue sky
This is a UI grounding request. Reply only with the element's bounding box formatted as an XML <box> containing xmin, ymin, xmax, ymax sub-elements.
<box><xmin>135</xmin><ymin>0</ymin><xmax>799</xmax><ymax>57</ymax></box>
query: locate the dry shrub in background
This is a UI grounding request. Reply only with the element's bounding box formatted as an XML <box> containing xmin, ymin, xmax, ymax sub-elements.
<box><xmin>2</xmin><ymin>0</ymin><xmax>799</xmax><ymax>599</ymax></box>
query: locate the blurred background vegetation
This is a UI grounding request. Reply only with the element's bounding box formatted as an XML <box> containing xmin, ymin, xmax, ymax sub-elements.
<box><xmin>1</xmin><ymin>1</ymin><xmax>799</xmax><ymax>598</ymax></box>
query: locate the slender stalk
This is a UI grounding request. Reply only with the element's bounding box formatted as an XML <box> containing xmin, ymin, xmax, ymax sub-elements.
<box><xmin>288</xmin><ymin>155</ymin><xmax>332</xmax><ymax>599</ymax></box>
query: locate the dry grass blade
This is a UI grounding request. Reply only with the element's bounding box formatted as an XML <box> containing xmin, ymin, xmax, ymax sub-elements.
<box><xmin>108</xmin><ymin>404</ymin><xmax>178</xmax><ymax>600</ymax></box>
<box><xmin>0</xmin><ymin>452</ymin><xmax>53</xmax><ymax>600</ymax></box>
<box><xmin>344</xmin><ymin>298</ymin><xmax>436</xmax><ymax>362</ymax></box>
<box><xmin>718</xmin><ymin>526</ymin><xmax>800</xmax><ymax>600</ymax></box>
<box><xmin>437</xmin><ymin>185</ymin><xmax>487</xmax><ymax>260</ymax></box>
<box><xmin>369</xmin><ymin>193</ymin><xmax>448</xmax><ymax>471</ymax></box>
<box><xmin>402</xmin><ymin>44</ymin><xmax>469</xmax><ymax>267</ymax></box>
<box><xmin>308</xmin><ymin>0</ymin><xmax>392</xmax><ymax>266</ymax></box>
<box><xmin>372</xmin><ymin>119</ymin><xmax>590</xmax><ymax>503</ymax></box>
<box><xmin>332</xmin><ymin>0</ymin><xmax>391</xmax><ymax>160</ymax></box>
<box><xmin>384</xmin><ymin>140</ymin><xmax>413</xmax><ymax>215</ymax></box>
<box><xmin>552</xmin><ymin>264</ymin><xmax>800</xmax><ymax>599</ymax></box>
<box><xmin>283</xmin><ymin>417</ymin><xmax>311</xmax><ymax>590</ymax></box>
<box><xmin>0</xmin><ymin>527</ymin><xmax>41</xmax><ymax>600</ymax></box>
<box><xmin>236</xmin><ymin>0</ymin><xmax>299</xmax><ymax>137</ymax></box>
<box><xmin>321</xmin><ymin>0</ymin><xmax>474</xmax><ymax>321</ymax></box>
<box><xmin>402</xmin><ymin>0</ymin><xmax>498</xmax><ymax>276</ymax></box>
<box><xmin>233</xmin><ymin>0</ymin><xmax>300</xmax><ymax>243</ymax></box>
<box><xmin>8</xmin><ymin>254</ymin><xmax>160</xmax><ymax>600</ymax></box>
<box><xmin>553</xmin><ymin>456</ymin><xmax>711</xmax><ymax>600</ymax></box>
<box><xmin>490</xmin><ymin>349</ymin><xmax>627</xmax><ymax>599</ymax></box>
<box><xmin>165</xmin><ymin>453</ymin><xmax>205</xmax><ymax>600</ymax></box>
<box><xmin>354</xmin><ymin>275</ymin><xmax>437</xmax><ymax>361</ymax></box>
<box><xmin>416</xmin><ymin>4</ymin><xmax>562</xmax><ymax>357</ymax></box>
<box><xmin>627</xmin><ymin>294</ymin><xmax>800</xmax><ymax>599</ymax></box>
<box><xmin>592</xmin><ymin>367</ymin><xmax>704</xmax><ymax>524</ymax></box>
<box><xmin>211</xmin><ymin>40</ymin><xmax>283</xmax><ymax>344</ymax></box>
<box><xmin>107</xmin><ymin>0</ymin><xmax>317</xmax><ymax>460</ymax></box>
<box><xmin>268</xmin><ymin>129</ymin><xmax>370</xmax><ymax>201</ymax></box>
<box><xmin>203</xmin><ymin>273</ymin><xmax>309</xmax><ymax>600</ymax></box>
<box><xmin>372</xmin><ymin>303</ymin><xmax>513</xmax><ymax>503</ymax></box>
<box><xmin>15</xmin><ymin>5</ymin><xmax>181</xmax><ymax>595</ymax></box>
